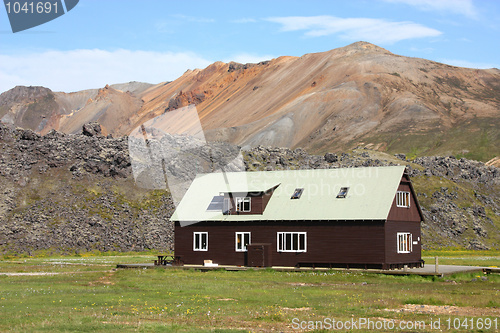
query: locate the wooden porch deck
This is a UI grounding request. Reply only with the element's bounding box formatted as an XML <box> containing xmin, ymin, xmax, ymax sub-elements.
<box><xmin>116</xmin><ymin>263</ymin><xmax>499</xmax><ymax>277</ymax></box>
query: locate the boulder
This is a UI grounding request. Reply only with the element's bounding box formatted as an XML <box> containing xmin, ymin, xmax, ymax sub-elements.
<box><xmin>82</xmin><ymin>122</ymin><xmax>102</xmax><ymax>137</ymax></box>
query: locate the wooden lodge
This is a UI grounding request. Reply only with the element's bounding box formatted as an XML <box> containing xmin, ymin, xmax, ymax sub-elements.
<box><xmin>170</xmin><ymin>166</ymin><xmax>424</xmax><ymax>269</ymax></box>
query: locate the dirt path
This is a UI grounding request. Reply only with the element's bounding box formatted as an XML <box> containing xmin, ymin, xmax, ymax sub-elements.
<box><xmin>385</xmin><ymin>304</ymin><xmax>500</xmax><ymax>317</ymax></box>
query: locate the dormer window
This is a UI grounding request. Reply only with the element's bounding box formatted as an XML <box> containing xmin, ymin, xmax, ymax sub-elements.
<box><xmin>291</xmin><ymin>188</ymin><xmax>304</xmax><ymax>199</ymax></box>
<box><xmin>236</xmin><ymin>197</ymin><xmax>251</xmax><ymax>212</ymax></box>
<box><xmin>336</xmin><ymin>187</ymin><xmax>349</xmax><ymax>198</ymax></box>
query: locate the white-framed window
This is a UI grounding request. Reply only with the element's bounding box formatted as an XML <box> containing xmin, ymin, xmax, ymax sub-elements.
<box><xmin>193</xmin><ymin>232</ymin><xmax>208</xmax><ymax>251</ymax></box>
<box><xmin>397</xmin><ymin>232</ymin><xmax>412</xmax><ymax>253</ymax></box>
<box><xmin>235</xmin><ymin>232</ymin><xmax>251</xmax><ymax>252</ymax></box>
<box><xmin>277</xmin><ymin>232</ymin><xmax>307</xmax><ymax>252</ymax></box>
<box><xmin>396</xmin><ymin>191</ymin><xmax>410</xmax><ymax>208</ymax></box>
<box><xmin>236</xmin><ymin>197</ymin><xmax>251</xmax><ymax>212</ymax></box>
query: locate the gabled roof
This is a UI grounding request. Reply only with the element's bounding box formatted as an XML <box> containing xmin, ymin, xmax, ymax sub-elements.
<box><xmin>170</xmin><ymin>166</ymin><xmax>407</xmax><ymax>224</ymax></box>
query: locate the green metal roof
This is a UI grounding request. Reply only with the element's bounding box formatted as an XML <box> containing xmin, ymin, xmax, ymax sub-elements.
<box><xmin>170</xmin><ymin>166</ymin><xmax>406</xmax><ymax>224</ymax></box>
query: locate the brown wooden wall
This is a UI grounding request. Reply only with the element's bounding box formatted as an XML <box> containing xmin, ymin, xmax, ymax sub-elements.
<box><xmin>384</xmin><ymin>181</ymin><xmax>423</xmax><ymax>264</ymax></box>
<box><xmin>385</xmin><ymin>220</ymin><xmax>422</xmax><ymax>264</ymax></box>
<box><xmin>175</xmin><ymin>220</ymin><xmax>391</xmax><ymax>267</ymax></box>
<box><xmin>386</xmin><ymin>183</ymin><xmax>422</xmax><ymax>222</ymax></box>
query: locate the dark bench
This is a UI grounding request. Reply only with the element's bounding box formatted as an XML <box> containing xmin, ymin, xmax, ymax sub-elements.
<box><xmin>153</xmin><ymin>255</ymin><xmax>184</xmax><ymax>266</ymax></box>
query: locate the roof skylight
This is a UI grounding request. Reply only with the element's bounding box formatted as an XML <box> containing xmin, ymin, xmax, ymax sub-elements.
<box><xmin>206</xmin><ymin>195</ymin><xmax>224</xmax><ymax>211</ymax></box>
<box><xmin>291</xmin><ymin>188</ymin><xmax>304</xmax><ymax>199</ymax></box>
<box><xmin>336</xmin><ymin>187</ymin><xmax>349</xmax><ymax>198</ymax></box>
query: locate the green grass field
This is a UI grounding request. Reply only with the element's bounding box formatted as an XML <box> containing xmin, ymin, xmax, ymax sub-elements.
<box><xmin>422</xmin><ymin>249</ymin><xmax>500</xmax><ymax>267</ymax></box>
<box><xmin>0</xmin><ymin>252</ymin><xmax>499</xmax><ymax>332</ymax></box>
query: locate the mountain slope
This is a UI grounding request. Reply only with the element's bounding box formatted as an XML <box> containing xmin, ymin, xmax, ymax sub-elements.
<box><xmin>1</xmin><ymin>42</ymin><xmax>499</xmax><ymax>160</ymax></box>
<box><xmin>0</xmin><ymin>82</ymin><xmax>151</xmax><ymax>136</ymax></box>
<box><xmin>132</xmin><ymin>42</ymin><xmax>499</xmax><ymax>160</ymax></box>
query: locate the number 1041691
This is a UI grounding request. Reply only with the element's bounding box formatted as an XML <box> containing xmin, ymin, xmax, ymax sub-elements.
<box><xmin>5</xmin><ymin>1</ymin><xmax>58</xmax><ymax>14</ymax></box>
<box><xmin>446</xmin><ymin>317</ymin><xmax>498</xmax><ymax>330</ymax></box>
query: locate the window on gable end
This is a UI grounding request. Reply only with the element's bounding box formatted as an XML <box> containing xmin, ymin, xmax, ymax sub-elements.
<box><xmin>396</xmin><ymin>191</ymin><xmax>410</xmax><ymax>208</ymax></box>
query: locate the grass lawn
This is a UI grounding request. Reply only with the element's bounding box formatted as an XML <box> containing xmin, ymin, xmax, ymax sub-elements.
<box><xmin>422</xmin><ymin>249</ymin><xmax>500</xmax><ymax>267</ymax></box>
<box><xmin>0</xmin><ymin>252</ymin><xmax>499</xmax><ymax>332</ymax></box>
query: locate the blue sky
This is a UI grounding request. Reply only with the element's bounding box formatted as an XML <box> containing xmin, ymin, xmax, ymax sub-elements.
<box><xmin>0</xmin><ymin>0</ymin><xmax>499</xmax><ymax>93</ymax></box>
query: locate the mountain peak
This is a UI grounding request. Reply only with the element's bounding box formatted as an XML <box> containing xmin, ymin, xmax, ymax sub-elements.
<box><xmin>341</xmin><ymin>41</ymin><xmax>392</xmax><ymax>53</ymax></box>
<box><xmin>0</xmin><ymin>85</ymin><xmax>54</xmax><ymax>106</ymax></box>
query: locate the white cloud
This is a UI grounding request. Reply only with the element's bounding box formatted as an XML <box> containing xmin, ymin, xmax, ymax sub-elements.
<box><xmin>266</xmin><ymin>15</ymin><xmax>442</xmax><ymax>44</ymax></box>
<box><xmin>0</xmin><ymin>49</ymin><xmax>213</xmax><ymax>93</ymax></box>
<box><xmin>223</xmin><ymin>53</ymin><xmax>275</xmax><ymax>64</ymax></box>
<box><xmin>440</xmin><ymin>59</ymin><xmax>499</xmax><ymax>69</ymax></box>
<box><xmin>383</xmin><ymin>0</ymin><xmax>478</xmax><ymax>19</ymax></box>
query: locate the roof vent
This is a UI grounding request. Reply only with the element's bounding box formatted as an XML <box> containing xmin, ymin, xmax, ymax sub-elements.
<box><xmin>291</xmin><ymin>188</ymin><xmax>304</xmax><ymax>199</ymax></box>
<box><xmin>336</xmin><ymin>187</ymin><xmax>349</xmax><ymax>198</ymax></box>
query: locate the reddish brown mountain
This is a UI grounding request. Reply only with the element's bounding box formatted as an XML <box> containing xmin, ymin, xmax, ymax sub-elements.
<box><xmin>1</xmin><ymin>42</ymin><xmax>499</xmax><ymax>160</ymax></box>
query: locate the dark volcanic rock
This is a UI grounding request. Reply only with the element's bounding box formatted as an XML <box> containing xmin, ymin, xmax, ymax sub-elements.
<box><xmin>394</xmin><ymin>153</ymin><xmax>406</xmax><ymax>161</ymax></box>
<box><xmin>20</xmin><ymin>129</ymin><xmax>41</xmax><ymax>141</ymax></box>
<box><xmin>324</xmin><ymin>152</ymin><xmax>338</xmax><ymax>163</ymax></box>
<box><xmin>0</xmin><ymin>122</ymin><xmax>171</xmax><ymax>254</ymax></box>
<box><xmin>82</xmin><ymin>122</ymin><xmax>102</xmax><ymax>137</ymax></box>
<box><xmin>411</xmin><ymin>155</ymin><xmax>499</xmax><ymax>184</ymax></box>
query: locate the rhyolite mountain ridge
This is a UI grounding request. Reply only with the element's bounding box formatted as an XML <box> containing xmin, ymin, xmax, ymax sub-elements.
<box><xmin>1</xmin><ymin>42</ymin><xmax>499</xmax><ymax>162</ymax></box>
